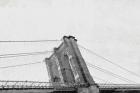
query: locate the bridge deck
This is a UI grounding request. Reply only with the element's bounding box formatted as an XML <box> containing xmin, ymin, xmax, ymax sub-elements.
<box><xmin>0</xmin><ymin>81</ymin><xmax>140</xmax><ymax>93</ymax></box>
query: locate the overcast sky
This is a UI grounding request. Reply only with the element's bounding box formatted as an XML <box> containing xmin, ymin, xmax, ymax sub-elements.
<box><xmin>0</xmin><ymin>0</ymin><xmax>140</xmax><ymax>84</ymax></box>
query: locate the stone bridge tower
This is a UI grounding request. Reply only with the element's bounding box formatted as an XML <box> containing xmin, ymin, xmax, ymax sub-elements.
<box><xmin>45</xmin><ymin>36</ymin><xmax>99</xmax><ymax>93</ymax></box>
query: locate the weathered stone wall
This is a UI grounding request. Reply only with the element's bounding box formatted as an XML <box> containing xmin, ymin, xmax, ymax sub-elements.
<box><xmin>45</xmin><ymin>36</ymin><xmax>99</xmax><ymax>93</ymax></box>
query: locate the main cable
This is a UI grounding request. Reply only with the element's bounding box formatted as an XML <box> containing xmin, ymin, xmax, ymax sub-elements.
<box><xmin>79</xmin><ymin>44</ymin><xmax>140</xmax><ymax>79</ymax></box>
<box><xmin>0</xmin><ymin>40</ymin><xmax>61</xmax><ymax>43</ymax></box>
<box><xmin>0</xmin><ymin>50</ymin><xmax>53</xmax><ymax>58</ymax></box>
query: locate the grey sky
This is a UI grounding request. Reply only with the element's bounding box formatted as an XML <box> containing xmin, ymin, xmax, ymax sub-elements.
<box><xmin>0</xmin><ymin>0</ymin><xmax>140</xmax><ymax>84</ymax></box>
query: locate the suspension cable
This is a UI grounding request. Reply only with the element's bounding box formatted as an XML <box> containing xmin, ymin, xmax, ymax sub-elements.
<box><xmin>0</xmin><ymin>40</ymin><xmax>61</xmax><ymax>43</ymax></box>
<box><xmin>86</xmin><ymin>62</ymin><xmax>137</xmax><ymax>84</ymax></box>
<box><xmin>79</xmin><ymin>44</ymin><xmax>140</xmax><ymax>79</ymax></box>
<box><xmin>0</xmin><ymin>51</ymin><xmax>53</xmax><ymax>58</ymax></box>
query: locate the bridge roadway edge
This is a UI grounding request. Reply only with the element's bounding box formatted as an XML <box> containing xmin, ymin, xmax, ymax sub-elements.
<box><xmin>0</xmin><ymin>87</ymin><xmax>77</xmax><ymax>93</ymax></box>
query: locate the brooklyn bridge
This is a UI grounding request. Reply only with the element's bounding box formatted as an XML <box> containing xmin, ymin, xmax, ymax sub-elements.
<box><xmin>0</xmin><ymin>36</ymin><xmax>140</xmax><ymax>93</ymax></box>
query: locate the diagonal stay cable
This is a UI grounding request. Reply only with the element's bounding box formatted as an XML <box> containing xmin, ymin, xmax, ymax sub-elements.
<box><xmin>79</xmin><ymin>44</ymin><xmax>140</xmax><ymax>79</ymax></box>
<box><xmin>92</xmin><ymin>75</ymin><xmax>114</xmax><ymax>84</ymax></box>
<box><xmin>87</xmin><ymin>62</ymin><xmax>136</xmax><ymax>84</ymax></box>
<box><xmin>0</xmin><ymin>61</ymin><xmax>42</xmax><ymax>69</ymax></box>
<box><xmin>0</xmin><ymin>51</ymin><xmax>53</xmax><ymax>58</ymax></box>
<box><xmin>90</xmin><ymin>75</ymin><xmax>115</xmax><ymax>89</ymax></box>
<box><xmin>86</xmin><ymin>62</ymin><xmax>137</xmax><ymax>84</ymax></box>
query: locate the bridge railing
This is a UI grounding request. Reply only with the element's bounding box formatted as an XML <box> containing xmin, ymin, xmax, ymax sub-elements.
<box><xmin>0</xmin><ymin>80</ymin><xmax>87</xmax><ymax>89</ymax></box>
<box><xmin>0</xmin><ymin>80</ymin><xmax>63</xmax><ymax>89</ymax></box>
<box><xmin>99</xmin><ymin>83</ymin><xmax>140</xmax><ymax>89</ymax></box>
<box><xmin>0</xmin><ymin>80</ymin><xmax>140</xmax><ymax>90</ymax></box>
